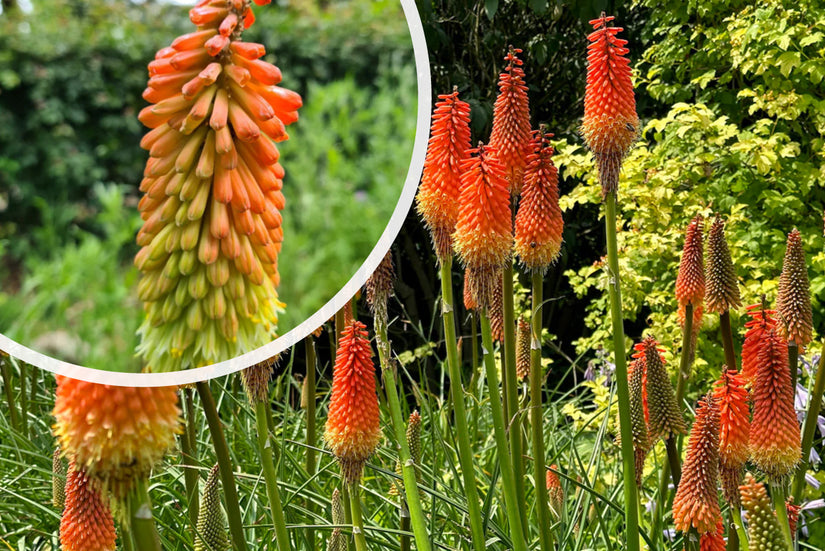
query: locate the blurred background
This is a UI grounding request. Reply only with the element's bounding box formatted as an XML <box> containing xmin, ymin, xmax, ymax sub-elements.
<box><xmin>0</xmin><ymin>0</ymin><xmax>417</xmax><ymax>371</ymax></box>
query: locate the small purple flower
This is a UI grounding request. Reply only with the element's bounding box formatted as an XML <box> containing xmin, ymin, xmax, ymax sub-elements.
<box><xmin>805</xmin><ymin>473</ymin><xmax>820</xmax><ymax>490</ymax></box>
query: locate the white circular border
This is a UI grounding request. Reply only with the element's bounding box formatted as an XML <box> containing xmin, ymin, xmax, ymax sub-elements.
<box><xmin>0</xmin><ymin>0</ymin><xmax>431</xmax><ymax>387</ymax></box>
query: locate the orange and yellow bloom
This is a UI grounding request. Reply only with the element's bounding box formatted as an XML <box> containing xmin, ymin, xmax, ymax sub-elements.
<box><xmin>489</xmin><ymin>47</ymin><xmax>531</xmax><ymax>193</ymax></box>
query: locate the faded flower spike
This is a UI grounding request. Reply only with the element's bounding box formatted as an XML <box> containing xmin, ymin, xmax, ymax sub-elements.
<box><xmin>53</xmin><ymin>376</ymin><xmax>181</xmax><ymax>498</ymax></box>
<box><xmin>489</xmin><ymin>46</ymin><xmax>532</xmax><ymax>193</ymax></box>
<box><xmin>241</xmin><ymin>354</ymin><xmax>278</xmax><ymax>405</ymax></box>
<box><xmin>705</xmin><ymin>216</ymin><xmax>741</xmax><ymax>315</ymax></box>
<box><xmin>195</xmin><ymin>464</ymin><xmax>231</xmax><ymax>551</ymax></box>
<box><xmin>741</xmin><ymin>302</ymin><xmax>776</xmax><ymax>385</ymax></box>
<box><xmin>712</xmin><ymin>369</ymin><xmax>750</xmax><ymax>506</ymax></box>
<box><xmin>136</xmin><ymin>0</ymin><xmax>302</xmax><ymax>372</ymax></box>
<box><xmin>416</xmin><ymin>88</ymin><xmax>472</xmax><ymax>262</ymax></box>
<box><xmin>366</xmin><ymin>250</ymin><xmax>395</xmax><ymax>321</ymax></box>
<box><xmin>582</xmin><ymin>13</ymin><xmax>639</xmax><ymax>197</ymax></box>
<box><xmin>776</xmin><ymin>228</ymin><xmax>813</xmax><ymax>348</ymax></box>
<box><xmin>739</xmin><ymin>474</ymin><xmax>787</xmax><ymax>551</ymax></box>
<box><xmin>642</xmin><ymin>336</ymin><xmax>686</xmax><ymax>441</ymax></box>
<box><xmin>750</xmin><ymin>329</ymin><xmax>801</xmax><ymax>480</ymax></box>
<box><xmin>452</xmin><ymin>143</ymin><xmax>513</xmax><ymax>310</ymax></box>
<box><xmin>324</xmin><ymin>320</ymin><xmax>382</xmax><ymax>484</ymax></box>
<box><xmin>516</xmin><ymin>316</ymin><xmax>531</xmax><ymax>380</ymax></box>
<box><xmin>328</xmin><ymin>488</ymin><xmax>346</xmax><ymax>551</ymax></box>
<box><xmin>675</xmin><ymin>215</ymin><xmax>705</xmax><ymax>309</ymax></box>
<box><xmin>672</xmin><ymin>396</ymin><xmax>721</xmax><ymax>535</ymax></box>
<box><xmin>490</xmin><ymin>274</ymin><xmax>505</xmax><ymax>342</ymax></box>
<box><xmin>514</xmin><ymin>127</ymin><xmax>564</xmax><ymax>272</ymax></box>
<box><xmin>59</xmin><ymin>462</ymin><xmax>117</xmax><ymax>551</ymax></box>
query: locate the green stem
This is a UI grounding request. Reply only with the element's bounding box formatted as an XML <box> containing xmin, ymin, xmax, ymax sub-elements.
<box><xmin>665</xmin><ymin>438</ymin><xmax>682</xmax><ymax>488</ymax></box>
<box><xmin>480</xmin><ymin>313</ymin><xmax>528</xmax><ymax>551</ymax></box>
<box><xmin>399</xmin><ymin>501</ymin><xmax>411</xmax><ymax>551</ymax></box>
<box><xmin>129</xmin><ymin>478</ymin><xmax>161</xmax><ymax>551</ymax></box>
<box><xmin>19</xmin><ymin>361</ymin><xmax>27</xmax><ymax>435</ymax></box>
<box><xmin>195</xmin><ymin>381</ymin><xmax>249</xmax><ymax>551</ymax></box>
<box><xmin>604</xmin><ymin>191</ymin><xmax>641</xmax><ymax>551</ymax></box>
<box><xmin>726</xmin><ymin>508</ymin><xmax>740</xmax><ymax>551</ymax></box>
<box><xmin>439</xmin><ymin>258</ymin><xmax>486</xmax><ymax>551</ymax></box>
<box><xmin>654</xmin><ymin>302</ymin><xmax>694</xmax><ymax>538</ymax></box>
<box><xmin>349</xmin><ymin>483</ymin><xmax>369</xmax><ymax>551</ymax></box>
<box><xmin>530</xmin><ymin>272</ymin><xmax>553</xmax><ymax>551</ymax></box>
<box><xmin>770</xmin><ymin>482</ymin><xmax>794</xmax><ymax>551</ymax></box>
<box><xmin>255</xmin><ymin>401</ymin><xmax>291</xmax><ymax>551</ymax></box>
<box><xmin>123</xmin><ymin>528</ymin><xmax>136</xmax><ymax>551</ymax></box>
<box><xmin>685</xmin><ymin>528</ymin><xmax>700</xmax><ymax>551</ymax></box>
<box><xmin>342</xmin><ymin>484</ymin><xmax>353</xmax><ymax>551</ymax></box>
<box><xmin>180</xmin><ymin>389</ymin><xmax>199</xmax><ymax>529</ymax></box>
<box><xmin>789</xmin><ymin>342</ymin><xmax>798</xmax><ymax>395</ymax></box>
<box><xmin>469</xmin><ymin>312</ymin><xmax>480</xmax><ymax>398</ymax></box>
<box><xmin>305</xmin><ymin>335</ymin><xmax>318</xmax><ymax>551</ymax></box>
<box><xmin>730</xmin><ymin>505</ymin><xmax>748</xmax><ymax>551</ymax></box>
<box><xmin>793</xmin><ymin>341</ymin><xmax>825</xmax><ymax>501</ymax></box>
<box><xmin>502</xmin><ymin>263</ymin><xmax>526</xmax><ymax>529</ymax></box>
<box><xmin>719</xmin><ymin>311</ymin><xmax>738</xmax><ymax>372</ymax></box>
<box><xmin>0</xmin><ymin>358</ymin><xmax>20</xmax><ymax>431</ymax></box>
<box><xmin>375</xmin><ymin>310</ymin><xmax>432</xmax><ymax>551</ymax></box>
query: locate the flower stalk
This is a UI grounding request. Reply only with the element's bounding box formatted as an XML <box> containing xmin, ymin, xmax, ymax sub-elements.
<box><xmin>792</xmin><ymin>340</ymin><xmax>825</xmax><ymax>501</ymax></box>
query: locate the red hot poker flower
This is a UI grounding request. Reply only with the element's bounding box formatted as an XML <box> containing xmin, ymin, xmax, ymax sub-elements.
<box><xmin>676</xmin><ymin>215</ymin><xmax>705</xmax><ymax>310</ymax></box>
<box><xmin>672</xmin><ymin>396</ymin><xmax>721</xmax><ymax>535</ymax></box>
<box><xmin>452</xmin><ymin>143</ymin><xmax>513</xmax><ymax>309</ymax></box>
<box><xmin>750</xmin><ymin>329</ymin><xmax>801</xmax><ymax>480</ymax></box>
<box><xmin>324</xmin><ymin>320</ymin><xmax>382</xmax><ymax>484</ymax></box>
<box><xmin>489</xmin><ymin>47</ymin><xmax>532</xmax><ymax>193</ymax></box>
<box><xmin>741</xmin><ymin>303</ymin><xmax>776</xmax><ymax>385</ymax></box>
<box><xmin>712</xmin><ymin>369</ymin><xmax>750</xmax><ymax>506</ymax></box>
<box><xmin>60</xmin><ymin>462</ymin><xmax>117</xmax><ymax>551</ymax></box>
<box><xmin>514</xmin><ymin>127</ymin><xmax>563</xmax><ymax>273</ymax></box>
<box><xmin>582</xmin><ymin>13</ymin><xmax>639</xmax><ymax>197</ymax></box>
<box><xmin>697</xmin><ymin>518</ymin><xmax>726</xmax><ymax>551</ymax></box>
<box><xmin>416</xmin><ymin>89</ymin><xmax>472</xmax><ymax>261</ymax></box>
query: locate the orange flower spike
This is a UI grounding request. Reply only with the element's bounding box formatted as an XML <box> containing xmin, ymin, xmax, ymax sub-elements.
<box><xmin>672</xmin><ymin>396</ymin><xmax>721</xmax><ymax>535</ymax></box>
<box><xmin>676</xmin><ymin>215</ymin><xmax>705</xmax><ymax>309</ymax></box>
<box><xmin>712</xmin><ymin>369</ymin><xmax>750</xmax><ymax>506</ymax></box>
<box><xmin>749</xmin><ymin>329</ymin><xmax>801</xmax><ymax>480</ymax></box>
<box><xmin>452</xmin><ymin>143</ymin><xmax>513</xmax><ymax>309</ymax></box>
<box><xmin>514</xmin><ymin>127</ymin><xmax>564</xmax><ymax>272</ymax></box>
<box><xmin>136</xmin><ymin>0</ymin><xmax>301</xmax><ymax>372</ymax></box>
<box><xmin>324</xmin><ymin>320</ymin><xmax>382</xmax><ymax>484</ymax></box>
<box><xmin>489</xmin><ymin>46</ymin><xmax>532</xmax><ymax>193</ymax></box>
<box><xmin>60</xmin><ymin>463</ymin><xmax>117</xmax><ymax>551</ymax></box>
<box><xmin>416</xmin><ymin>88</ymin><xmax>472</xmax><ymax>262</ymax></box>
<box><xmin>776</xmin><ymin>228</ymin><xmax>813</xmax><ymax>348</ymax></box>
<box><xmin>697</xmin><ymin>519</ymin><xmax>726</xmax><ymax>551</ymax></box>
<box><xmin>705</xmin><ymin>215</ymin><xmax>741</xmax><ymax>315</ymax></box>
<box><xmin>739</xmin><ymin>474</ymin><xmax>787</xmax><ymax>550</ymax></box>
<box><xmin>741</xmin><ymin>303</ymin><xmax>776</xmax><ymax>385</ymax></box>
<box><xmin>582</xmin><ymin>13</ymin><xmax>639</xmax><ymax>197</ymax></box>
<box><xmin>546</xmin><ymin>465</ymin><xmax>564</xmax><ymax>518</ymax></box>
<box><xmin>53</xmin><ymin>376</ymin><xmax>182</xmax><ymax>498</ymax></box>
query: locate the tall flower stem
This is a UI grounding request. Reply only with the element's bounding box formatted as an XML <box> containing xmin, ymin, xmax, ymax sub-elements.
<box><xmin>128</xmin><ymin>478</ymin><xmax>161</xmax><ymax>551</ymax></box>
<box><xmin>375</xmin><ymin>311</ymin><xmax>432</xmax><ymax>551</ymax></box>
<box><xmin>604</xmin><ymin>191</ymin><xmax>641</xmax><ymax>551</ymax></box>
<box><xmin>19</xmin><ymin>361</ymin><xmax>27</xmax><ymax>435</ymax></box>
<box><xmin>254</xmin><ymin>400</ymin><xmax>291</xmax><ymax>550</ymax></box>
<box><xmin>792</xmin><ymin>341</ymin><xmax>825</xmax><ymax>501</ymax></box>
<box><xmin>530</xmin><ymin>272</ymin><xmax>553</xmax><ymax>551</ymax></box>
<box><xmin>729</xmin><ymin>509</ymin><xmax>747</xmax><ymax>551</ymax></box>
<box><xmin>665</xmin><ymin>438</ymin><xmax>682</xmax><ymax>487</ymax></box>
<box><xmin>439</xmin><ymin>258</ymin><xmax>486</xmax><ymax>551</ymax></box>
<box><xmin>719</xmin><ymin>312</ymin><xmax>738</xmax><ymax>372</ymax></box>
<box><xmin>502</xmin><ymin>263</ymin><xmax>526</xmax><ymax>523</ymax></box>
<box><xmin>480</xmin><ymin>313</ymin><xmax>528</xmax><ymax>551</ymax></box>
<box><xmin>180</xmin><ymin>388</ymin><xmax>200</xmax><ymax>529</ymax></box>
<box><xmin>304</xmin><ymin>335</ymin><xmax>318</xmax><ymax>551</ymax></box>
<box><xmin>196</xmin><ymin>381</ymin><xmax>249</xmax><ymax>551</ymax></box>
<box><xmin>469</xmin><ymin>313</ymin><xmax>480</xmax><ymax>398</ymax></box>
<box><xmin>349</xmin><ymin>483</ymin><xmax>369</xmax><ymax>551</ymax></box>
<box><xmin>770</xmin><ymin>482</ymin><xmax>794</xmax><ymax>550</ymax></box>
<box><xmin>0</xmin><ymin>358</ymin><xmax>20</xmax><ymax>431</ymax></box>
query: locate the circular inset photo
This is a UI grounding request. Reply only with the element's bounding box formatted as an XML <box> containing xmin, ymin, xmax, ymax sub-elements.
<box><xmin>0</xmin><ymin>0</ymin><xmax>428</xmax><ymax>379</ymax></box>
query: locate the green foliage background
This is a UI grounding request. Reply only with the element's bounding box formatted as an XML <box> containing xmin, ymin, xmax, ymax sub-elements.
<box><xmin>0</xmin><ymin>0</ymin><xmax>416</xmax><ymax>370</ymax></box>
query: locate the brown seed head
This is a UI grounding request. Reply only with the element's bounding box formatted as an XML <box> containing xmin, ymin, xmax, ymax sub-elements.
<box><xmin>516</xmin><ymin>316</ymin><xmax>531</xmax><ymax>380</ymax></box>
<box><xmin>366</xmin><ymin>250</ymin><xmax>395</xmax><ymax>324</ymax></box>
<box><xmin>240</xmin><ymin>355</ymin><xmax>277</xmax><ymax>404</ymax></box>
